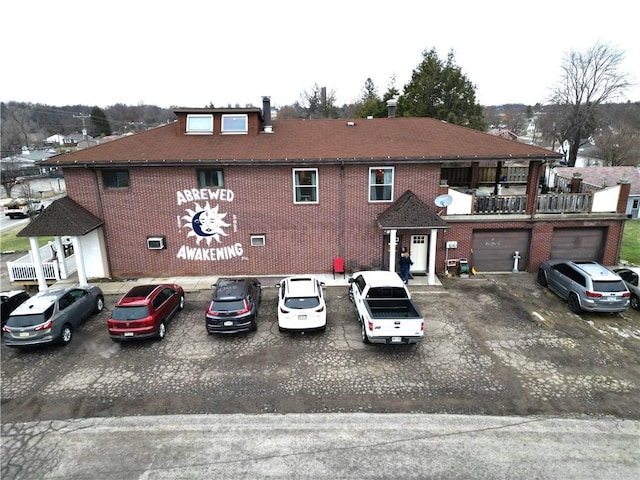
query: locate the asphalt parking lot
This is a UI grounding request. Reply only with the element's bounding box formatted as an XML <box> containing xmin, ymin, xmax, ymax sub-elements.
<box><xmin>2</xmin><ymin>272</ymin><xmax>639</xmax><ymax>422</ymax></box>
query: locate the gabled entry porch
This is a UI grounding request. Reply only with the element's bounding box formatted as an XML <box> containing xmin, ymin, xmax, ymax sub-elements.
<box><xmin>376</xmin><ymin>190</ymin><xmax>449</xmax><ymax>286</ymax></box>
<box><xmin>14</xmin><ymin>196</ymin><xmax>108</xmax><ymax>292</ymax></box>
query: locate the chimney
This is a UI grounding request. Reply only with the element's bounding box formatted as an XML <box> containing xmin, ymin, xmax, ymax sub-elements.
<box><xmin>387</xmin><ymin>99</ymin><xmax>397</xmax><ymax>118</ymax></box>
<box><xmin>262</xmin><ymin>96</ymin><xmax>273</xmax><ymax>133</ymax></box>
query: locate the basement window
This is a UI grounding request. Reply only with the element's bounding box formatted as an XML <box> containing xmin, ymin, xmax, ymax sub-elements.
<box><xmin>221</xmin><ymin>114</ymin><xmax>248</xmax><ymax>134</ymax></box>
<box><xmin>186</xmin><ymin>114</ymin><xmax>213</xmax><ymax>134</ymax></box>
<box><xmin>250</xmin><ymin>235</ymin><xmax>266</xmax><ymax>246</ymax></box>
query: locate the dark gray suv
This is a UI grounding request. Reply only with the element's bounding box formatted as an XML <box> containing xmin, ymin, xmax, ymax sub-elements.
<box><xmin>538</xmin><ymin>260</ymin><xmax>630</xmax><ymax>314</ymax></box>
<box><xmin>206</xmin><ymin>278</ymin><xmax>261</xmax><ymax>334</ymax></box>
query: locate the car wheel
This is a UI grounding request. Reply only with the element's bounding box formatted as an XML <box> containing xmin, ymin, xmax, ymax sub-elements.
<box><xmin>157</xmin><ymin>321</ymin><xmax>166</xmax><ymax>340</ymax></box>
<box><xmin>59</xmin><ymin>324</ymin><xmax>73</xmax><ymax>345</ymax></box>
<box><xmin>631</xmin><ymin>294</ymin><xmax>640</xmax><ymax>311</ymax></box>
<box><xmin>95</xmin><ymin>295</ymin><xmax>105</xmax><ymax>313</ymax></box>
<box><xmin>178</xmin><ymin>294</ymin><xmax>185</xmax><ymax>310</ymax></box>
<box><xmin>537</xmin><ymin>269</ymin><xmax>548</xmax><ymax>287</ymax></box>
<box><xmin>361</xmin><ymin>321</ymin><xmax>370</xmax><ymax>344</ymax></box>
<box><xmin>568</xmin><ymin>293</ymin><xmax>582</xmax><ymax>314</ymax></box>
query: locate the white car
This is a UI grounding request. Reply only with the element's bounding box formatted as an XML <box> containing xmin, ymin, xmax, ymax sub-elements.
<box><xmin>276</xmin><ymin>276</ymin><xmax>326</xmax><ymax>333</ymax></box>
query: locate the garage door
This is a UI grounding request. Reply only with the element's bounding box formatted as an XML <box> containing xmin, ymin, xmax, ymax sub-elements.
<box><xmin>551</xmin><ymin>228</ymin><xmax>605</xmax><ymax>261</ymax></box>
<box><xmin>471</xmin><ymin>230</ymin><xmax>531</xmax><ymax>272</ymax></box>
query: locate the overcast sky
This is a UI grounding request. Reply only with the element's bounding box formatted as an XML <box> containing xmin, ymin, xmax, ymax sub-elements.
<box><xmin>3</xmin><ymin>0</ymin><xmax>639</xmax><ymax>109</ymax></box>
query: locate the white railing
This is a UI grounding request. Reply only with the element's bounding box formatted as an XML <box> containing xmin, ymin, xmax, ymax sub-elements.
<box><xmin>6</xmin><ymin>241</ymin><xmax>76</xmax><ymax>282</ymax></box>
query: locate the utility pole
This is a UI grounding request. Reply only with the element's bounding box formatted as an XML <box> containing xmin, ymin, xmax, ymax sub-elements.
<box><xmin>73</xmin><ymin>114</ymin><xmax>91</xmax><ymax>148</ymax></box>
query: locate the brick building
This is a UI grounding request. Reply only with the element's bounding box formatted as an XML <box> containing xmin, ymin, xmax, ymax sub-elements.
<box><xmin>18</xmin><ymin>97</ymin><xmax>631</xmax><ymax>288</ymax></box>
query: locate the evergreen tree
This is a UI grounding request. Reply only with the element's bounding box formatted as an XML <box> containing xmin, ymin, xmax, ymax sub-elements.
<box><xmin>90</xmin><ymin>106</ymin><xmax>112</xmax><ymax>137</ymax></box>
<box><xmin>398</xmin><ymin>48</ymin><xmax>485</xmax><ymax>130</ymax></box>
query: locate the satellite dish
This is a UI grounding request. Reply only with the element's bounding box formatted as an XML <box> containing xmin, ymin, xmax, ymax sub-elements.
<box><xmin>434</xmin><ymin>194</ymin><xmax>453</xmax><ymax>207</ymax></box>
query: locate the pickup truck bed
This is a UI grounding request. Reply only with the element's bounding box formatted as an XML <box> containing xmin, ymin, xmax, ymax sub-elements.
<box><xmin>366</xmin><ymin>299</ymin><xmax>421</xmax><ymax>319</ymax></box>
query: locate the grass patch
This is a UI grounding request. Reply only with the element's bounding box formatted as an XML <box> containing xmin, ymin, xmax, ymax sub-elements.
<box><xmin>620</xmin><ymin>219</ymin><xmax>640</xmax><ymax>266</ymax></box>
<box><xmin>0</xmin><ymin>225</ymin><xmax>53</xmax><ymax>253</ymax></box>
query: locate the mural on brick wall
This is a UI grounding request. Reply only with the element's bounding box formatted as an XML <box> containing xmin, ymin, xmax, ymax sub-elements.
<box><xmin>175</xmin><ymin>188</ymin><xmax>244</xmax><ymax>261</ymax></box>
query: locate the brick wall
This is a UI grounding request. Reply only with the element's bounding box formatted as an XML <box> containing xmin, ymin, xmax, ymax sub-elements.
<box><xmin>63</xmin><ymin>162</ymin><xmax>625</xmax><ymax>278</ymax></box>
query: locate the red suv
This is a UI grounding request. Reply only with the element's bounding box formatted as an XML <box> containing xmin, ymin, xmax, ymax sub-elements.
<box><xmin>108</xmin><ymin>284</ymin><xmax>184</xmax><ymax>342</ymax></box>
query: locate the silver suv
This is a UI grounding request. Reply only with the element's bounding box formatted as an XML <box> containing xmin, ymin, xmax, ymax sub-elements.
<box><xmin>537</xmin><ymin>260</ymin><xmax>630</xmax><ymax>314</ymax></box>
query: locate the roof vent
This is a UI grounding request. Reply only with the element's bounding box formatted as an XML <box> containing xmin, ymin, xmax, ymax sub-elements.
<box><xmin>346</xmin><ymin>121</ymin><xmax>355</xmax><ymax>127</ymax></box>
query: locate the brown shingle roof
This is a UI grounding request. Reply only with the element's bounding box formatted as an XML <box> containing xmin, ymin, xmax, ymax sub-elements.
<box><xmin>376</xmin><ymin>190</ymin><xmax>449</xmax><ymax>229</ymax></box>
<box><xmin>555</xmin><ymin>166</ymin><xmax>640</xmax><ymax>195</ymax></box>
<box><xmin>43</xmin><ymin>117</ymin><xmax>562</xmax><ymax>167</ymax></box>
<box><xmin>17</xmin><ymin>196</ymin><xmax>104</xmax><ymax>237</ymax></box>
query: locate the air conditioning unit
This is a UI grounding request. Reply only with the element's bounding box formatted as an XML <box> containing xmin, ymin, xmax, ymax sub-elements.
<box><xmin>147</xmin><ymin>236</ymin><xmax>166</xmax><ymax>250</ymax></box>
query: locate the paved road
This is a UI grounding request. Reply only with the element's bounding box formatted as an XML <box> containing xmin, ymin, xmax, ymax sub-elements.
<box><xmin>2</xmin><ymin>274</ymin><xmax>639</xmax><ymax>478</ymax></box>
<box><xmin>2</xmin><ymin>413</ymin><xmax>638</xmax><ymax>479</ymax></box>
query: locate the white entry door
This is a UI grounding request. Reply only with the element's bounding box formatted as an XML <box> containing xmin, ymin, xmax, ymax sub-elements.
<box><xmin>410</xmin><ymin>235</ymin><xmax>428</xmax><ymax>272</ymax></box>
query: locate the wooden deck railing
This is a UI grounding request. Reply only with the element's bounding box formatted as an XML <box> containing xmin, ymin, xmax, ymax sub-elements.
<box><xmin>471</xmin><ymin>193</ymin><xmax>593</xmax><ymax>214</ymax></box>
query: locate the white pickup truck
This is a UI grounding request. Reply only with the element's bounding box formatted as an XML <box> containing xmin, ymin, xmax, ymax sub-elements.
<box><xmin>3</xmin><ymin>198</ymin><xmax>44</xmax><ymax>219</ymax></box>
<box><xmin>348</xmin><ymin>270</ymin><xmax>424</xmax><ymax>345</ymax></box>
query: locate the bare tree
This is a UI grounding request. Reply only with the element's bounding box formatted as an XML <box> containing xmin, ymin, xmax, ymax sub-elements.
<box><xmin>593</xmin><ymin>124</ymin><xmax>640</xmax><ymax>166</ymax></box>
<box><xmin>550</xmin><ymin>42</ymin><xmax>631</xmax><ymax>166</ymax></box>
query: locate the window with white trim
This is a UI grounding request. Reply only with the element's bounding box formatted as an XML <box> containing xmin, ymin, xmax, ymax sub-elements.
<box><xmin>186</xmin><ymin>114</ymin><xmax>213</xmax><ymax>134</ymax></box>
<box><xmin>293</xmin><ymin>168</ymin><xmax>318</xmax><ymax>203</ymax></box>
<box><xmin>369</xmin><ymin>167</ymin><xmax>394</xmax><ymax>201</ymax></box>
<box><xmin>250</xmin><ymin>235</ymin><xmax>266</xmax><ymax>246</ymax></box>
<box><xmin>221</xmin><ymin>114</ymin><xmax>248</xmax><ymax>134</ymax></box>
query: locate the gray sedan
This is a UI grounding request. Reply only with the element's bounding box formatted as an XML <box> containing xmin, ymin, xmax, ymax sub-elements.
<box><xmin>613</xmin><ymin>266</ymin><xmax>640</xmax><ymax>311</ymax></box>
<box><xmin>2</xmin><ymin>286</ymin><xmax>104</xmax><ymax>347</ymax></box>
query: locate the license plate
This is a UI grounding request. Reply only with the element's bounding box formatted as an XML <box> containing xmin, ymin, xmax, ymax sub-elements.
<box><xmin>391</xmin><ymin>336</ymin><xmax>402</xmax><ymax>343</ymax></box>
<box><xmin>298</xmin><ymin>315</ymin><xmax>307</xmax><ymax>320</ymax></box>
<box><xmin>124</xmin><ymin>332</ymin><xmax>134</xmax><ymax>337</ymax></box>
<box><xmin>224</xmin><ymin>321</ymin><xmax>234</xmax><ymax>326</ymax></box>
<box><xmin>19</xmin><ymin>332</ymin><xmax>30</xmax><ymax>337</ymax></box>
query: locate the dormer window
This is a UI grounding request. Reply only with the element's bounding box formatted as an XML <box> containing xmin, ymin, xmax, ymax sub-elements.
<box><xmin>186</xmin><ymin>114</ymin><xmax>213</xmax><ymax>134</ymax></box>
<box><xmin>221</xmin><ymin>114</ymin><xmax>248</xmax><ymax>134</ymax></box>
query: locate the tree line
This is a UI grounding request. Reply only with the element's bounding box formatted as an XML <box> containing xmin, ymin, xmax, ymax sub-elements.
<box><xmin>2</xmin><ymin>43</ymin><xmax>638</xmax><ymax>167</ymax></box>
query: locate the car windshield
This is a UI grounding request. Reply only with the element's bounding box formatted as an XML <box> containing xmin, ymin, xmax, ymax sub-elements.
<box><xmin>111</xmin><ymin>306</ymin><xmax>150</xmax><ymax>320</ymax></box>
<box><xmin>284</xmin><ymin>296</ymin><xmax>320</xmax><ymax>309</ymax></box>
<box><xmin>7</xmin><ymin>314</ymin><xmax>47</xmax><ymax>328</ymax></box>
<box><xmin>592</xmin><ymin>280</ymin><xmax>627</xmax><ymax>292</ymax></box>
<box><xmin>210</xmin><ymin>299</ymin><xmax>246</xmax><ymax>312</ymax></box>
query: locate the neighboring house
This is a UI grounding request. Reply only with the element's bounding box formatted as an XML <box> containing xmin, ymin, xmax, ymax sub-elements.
<box><xmin>16</xmin><ymin>97</ymin><xmax>632</xmax><ymax>290</ymax></box>
<box><xmin>550</xmin><ymin>166</ymin><xmax>640</xmax><ymax>219</ymax></box>
<box><xmin>46</xmin><ymin>132</ymin><xmax>94</xmax><ymax>154</ymax></box>
<box><xmin>488</xmin><ymin>128</ymin><xmax>518</xmax><ymax>141</ymax></box>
